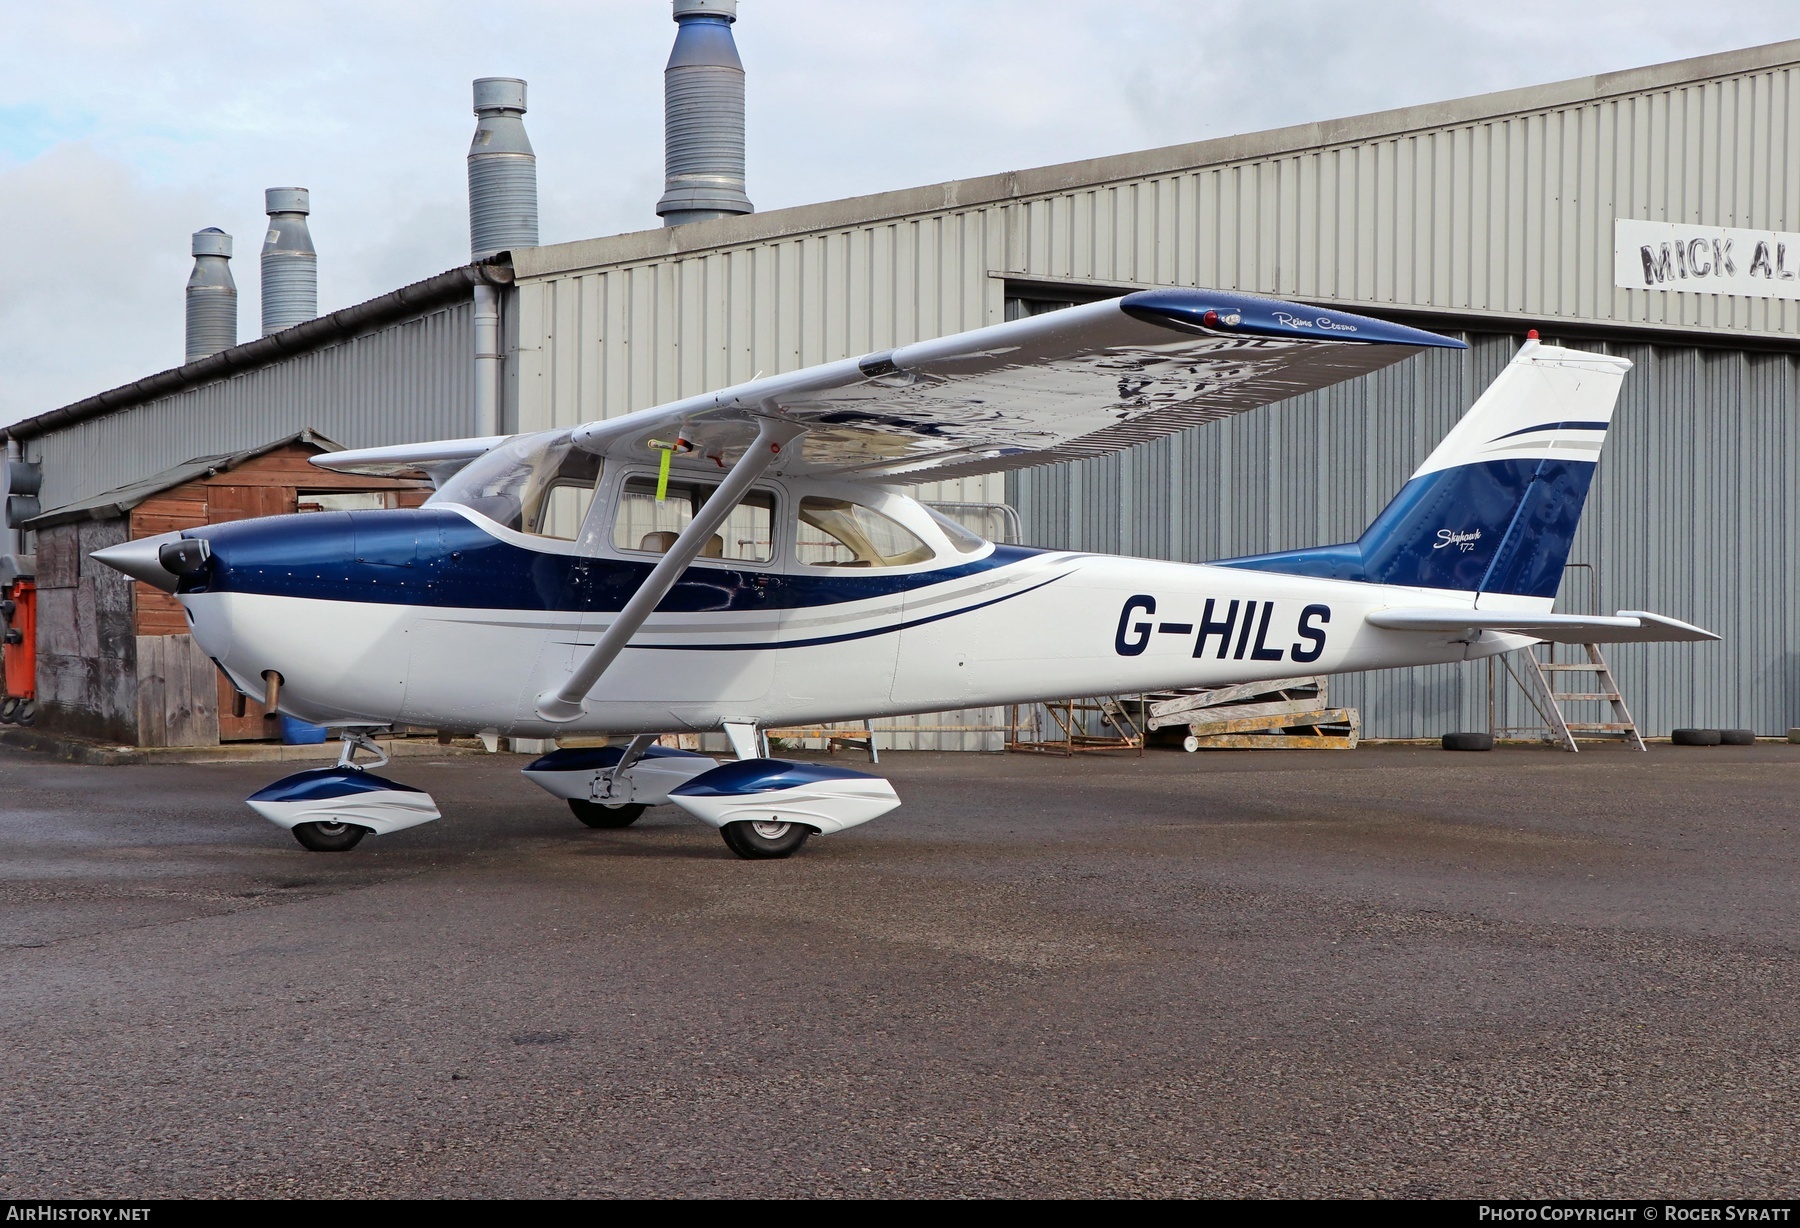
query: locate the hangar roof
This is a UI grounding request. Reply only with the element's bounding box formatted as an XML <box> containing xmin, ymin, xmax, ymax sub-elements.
<box><xmin>514</xmin><ymin>37</ymin><xmax>1800</xmax><ymax>283</ymax></box>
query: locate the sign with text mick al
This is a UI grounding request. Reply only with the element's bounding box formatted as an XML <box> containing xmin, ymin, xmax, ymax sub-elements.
<box><xmin>1615</xmin><ymin>218</ymin><xmax>1800</xmax><ymax>301</ymax></box>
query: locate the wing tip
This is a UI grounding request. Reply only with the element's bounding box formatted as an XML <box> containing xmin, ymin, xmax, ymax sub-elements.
<box><xmin>1121</xmin><ymin>288</ymin><xmax>1465</xmax><ymax>350</ymax></box>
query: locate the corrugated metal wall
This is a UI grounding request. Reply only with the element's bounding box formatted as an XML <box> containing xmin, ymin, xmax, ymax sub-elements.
<box><xmin>28</xmin><ymin>302</ymin><xmax>475</xmax><ymax>511</ymax></box>
<box><xmin>1010</xmin><ymin>333</ymin><xmax>1800</xmax><ymax>738</ymax></box>
<box><xmin>994</xmin><ymin>63</ymin><xmax>1800</xmax><ymax>336</ymax></box>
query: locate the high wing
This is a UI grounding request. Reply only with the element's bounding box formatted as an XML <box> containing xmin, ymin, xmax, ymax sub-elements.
<box><xmin>1367</xmin><ymin>609</ymin><xmax>1719</xmax><ymax>644</ymax></box>
<box><xmin>572</xmin><ymin>289</ymin><xmax>1463</xmax><ymax>482</ymax></box>
<box><xmin>318</xmin><ymin>289</ymin><xmax>1463</xmax><ymax>484</ymax></box>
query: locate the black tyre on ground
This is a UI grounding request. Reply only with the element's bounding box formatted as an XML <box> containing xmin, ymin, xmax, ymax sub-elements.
<box><xmin>1442</xmin><ymin>732</ymin><xmax>1495</xmax><ymax>752</ymax></box>
<box><xmin>14</xmin><ymin>698</ymin><xmax>36</xmax><ymax>727</ymax></box>
<box><xmin>1720</xmin><ymin>729</ymin><xmax>1757</xmax><ymax>746</ymax></box>
<box><xmin>720</xmin><ymin>819</ymin><xmax>812</xmax><ymax>860</ymax></box>
<box><xmin>1671</xmin><ymin>728</ymin><xmax>1723</xmax><ymax>746</ymax></box>
<box><xmin>291</xmin><ymin>821</ymin><xmax>369</xmax><ymax>852</ymax></box>
<box><xmin>568</xmin><ymin>799</ymin><xmax>647</xmax><ymax>828</ymax></box>
<box><xmin>0</xmin><ymin>696</ymin><xmax>16</xmax><ymax>724</ymax></box>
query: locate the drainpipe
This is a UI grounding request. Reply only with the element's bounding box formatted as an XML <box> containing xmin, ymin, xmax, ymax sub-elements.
<box><xmin>467</xmin><ymin>77</ymin><xmax>537</xmax><ymax>438</ymax></box>
<box><xmin>473</xmin><ymin>284</ymin><xmax>502</xmax><ymax>436</ymax></box>
<box><xmin>3</xmin><ymin>438</ymin><xmax>20</xmax><ymax>560</ymax></box>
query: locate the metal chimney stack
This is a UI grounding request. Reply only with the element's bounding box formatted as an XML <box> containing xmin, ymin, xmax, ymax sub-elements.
<box><xmin>184</xmin><ymin>228</ymin><xmax>237</xmax><ymax>363</ymax></box>
<box><xmin>260</xmin><ymin>187</ymin><xmax>317</xmax><ymax>335</ymax></box>
<box><xmin>469</xmin><ymin>77</ymin><xmax>539</xmax><ymax>260</ymax></box>
<box><xmin>656</xmin><ymin>0</ymin><xmax>753</xmax><ymax>227</ymax></box>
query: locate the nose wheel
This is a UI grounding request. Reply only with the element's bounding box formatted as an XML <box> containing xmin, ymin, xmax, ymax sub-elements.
<box><xmin>720</xmin><ymin>819</ymin><xmax>811</xmax><ymax>860</ymax></box>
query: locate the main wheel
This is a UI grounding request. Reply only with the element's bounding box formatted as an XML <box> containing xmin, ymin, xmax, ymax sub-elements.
<box><xmin>291</xmin><ymin>821</ymin><xmax>369</xmax><ymax>852</ymax></box>
<box><xmin>568</xmin><ymin>799</ymin><xmax>647</xmax><ymax>828</ymax></box>
<box><xmin>720</xmin><ymin>819</ymin><xmax>812</xmax><ymax>860</ymax></box>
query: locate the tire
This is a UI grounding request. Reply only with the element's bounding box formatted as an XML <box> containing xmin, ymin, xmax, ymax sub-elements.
<box><xmin>568</xmin><ymin>799</ymin><xmax>647</xmax><ymax>828</ymax></box>
<box><xmin>1671</xmin><ymin>728</ymin><xmax>1722</xmax><ymax>747</ymax></box>
<box><xmin>1442</xmin><ymin>732</ymin><xmax>1495</xmax><ymax>752</ymax></box>
<box><xmin>13</xmin><ymin>699</ymin><xmax>35</xmax><ymax>727</ymax></box>
<box><xmin>1719</xmin><ymin>728</ymin><xmax>1757</xmax><ymax>746</ymax></box>
<box><xmin>291</xmin><ymin>821</ymin><xmax>369</xmax><ymax>852</ymax></box>
<box><xmin>720</xmin><ymin>819</ymin><xmax>812</xmax><ymax>860</ymax></box>
<box><xmin>0</xmin><ymin>697</ymin><xmax>16</xmax><ymax>724</ymax></box>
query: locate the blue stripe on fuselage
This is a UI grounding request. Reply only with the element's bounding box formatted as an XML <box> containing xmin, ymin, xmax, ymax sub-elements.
<box><xmin>175</xmin><ymin>508</ymin><xmax>1050</xmax><ymax>613</ymax></box>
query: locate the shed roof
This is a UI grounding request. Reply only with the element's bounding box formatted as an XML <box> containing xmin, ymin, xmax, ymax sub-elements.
<box><xmin>1</xmin><ymin>263</ymin><xmax>512</xmax><ymax>445</ymax></box>
<box><xmin>23</xmin><ymin>430</ymin><xmax>345</xmax><ymax>530</ymax></box>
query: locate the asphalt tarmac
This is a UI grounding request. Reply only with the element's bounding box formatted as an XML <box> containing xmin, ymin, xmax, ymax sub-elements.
<box><xmin>1</xmin><ymin>741</ymin><xmax>1797</xmax><ymax>1199</ymax></box>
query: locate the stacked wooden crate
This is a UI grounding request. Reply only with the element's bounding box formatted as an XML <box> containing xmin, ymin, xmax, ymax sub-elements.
<box><xmin>1141</xmin><ymin>676</ymin><xmax>1359</xmax><ymax>751</ymax></box>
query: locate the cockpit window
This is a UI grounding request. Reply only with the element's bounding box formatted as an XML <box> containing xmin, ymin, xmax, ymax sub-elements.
<box><xmin>613</xmin><ymin>475</ymin><xmax>776</xmax><ymax>564</ymax></box>
<box><xmin>924</xmin><ymin>506</ymin><xmax>988</xmax><ymax>554</ymax></box>
<box><xmin>797</xmin><ymin>497</ymin><xmax>935</xmax><ymax>568</ymax></box>
<box><xmin>427</xmin><ymin>431</ymin><xmax>600</xmax><ymax>538</ymax></box>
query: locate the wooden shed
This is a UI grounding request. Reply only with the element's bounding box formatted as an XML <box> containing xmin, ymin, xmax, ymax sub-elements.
<box><xmin>24</xmin><ymin>432</ymin><xmax>428</xmax><ymax>747</ymax></box>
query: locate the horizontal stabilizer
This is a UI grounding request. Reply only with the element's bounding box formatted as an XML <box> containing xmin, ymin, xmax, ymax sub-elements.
<box><xmin>1367</xmin><ymin>608</ymin><xmax>1718</xmax><ymax>643</ymax></box>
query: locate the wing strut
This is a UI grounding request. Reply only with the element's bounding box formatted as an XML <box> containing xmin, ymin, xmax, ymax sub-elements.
<box><xmin>534</xmin><ymin>417</ymin><xmax>806</xmax><ymax>723</ymax></box>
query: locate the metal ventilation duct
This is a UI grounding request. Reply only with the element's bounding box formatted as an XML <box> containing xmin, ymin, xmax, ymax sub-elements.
<box><xmin>261</xmin><ymin>187</ymin><xmax>317</xmax><ymax>336</ymax></box>
<box><xmin>469</xmin><ymin>77</ymin><xmax>539</xmax><ymax>260</ymax></box>
<box><xmin>656</xmin><ymin>0</ymin><xmax>753</xmax><ymax>227</ymax></box>
<box><xmin>184</xmin><ymin>228</ymin><xmax>237</xmax><ymax>363</ymax></box>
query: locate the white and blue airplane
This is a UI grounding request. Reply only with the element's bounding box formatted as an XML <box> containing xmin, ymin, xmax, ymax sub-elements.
<box><xmin>93</xmin><ymin>288</ymin><xmax>1715</xmax><ymax>859</ymax></box>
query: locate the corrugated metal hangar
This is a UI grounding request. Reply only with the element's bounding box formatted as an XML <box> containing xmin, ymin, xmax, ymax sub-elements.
<box><xmin>2</xmin><ymin>8</ymin><xmax>1797</xmax><ymax>748</ymax></box>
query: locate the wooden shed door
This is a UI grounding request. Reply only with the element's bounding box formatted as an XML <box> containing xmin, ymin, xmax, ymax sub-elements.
<box><xmin>208</xmin><ymin>485</ymin><xmax>294</xmax><ymax>525</ymax></box>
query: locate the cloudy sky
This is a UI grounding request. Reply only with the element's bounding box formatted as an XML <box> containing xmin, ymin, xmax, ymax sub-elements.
<box><xmin>2</xmin><ymin>1</ymin><xmax>1796</xmax><ymax>426</ymax></box>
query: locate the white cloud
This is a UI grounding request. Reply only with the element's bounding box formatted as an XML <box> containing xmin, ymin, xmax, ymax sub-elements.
<box><xmin>2</xmin><ymin>0</ymin><xmax>1797</xmax><ymax>425</ymax></box>
<box><xmin>0</xmin><ymin>144</ymin><xmax>208</xmax><ymax>420</ymax></box>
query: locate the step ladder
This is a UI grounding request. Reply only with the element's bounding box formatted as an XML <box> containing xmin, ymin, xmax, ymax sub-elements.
<box><xmin>1495</xmin><ymin>642</ymin><xmax>1646</xmax><ymax>753</ymax></box>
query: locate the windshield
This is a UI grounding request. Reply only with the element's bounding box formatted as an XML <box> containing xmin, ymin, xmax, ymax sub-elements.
<box><xmin>427</xmin><ymin>431</ymin><xmax>600</xmax><ymax>536</ymax></box>
<box><xmin>923</xmin><ymin>506</ymin><xmax>988</xmax><ymax>554</ymax></box>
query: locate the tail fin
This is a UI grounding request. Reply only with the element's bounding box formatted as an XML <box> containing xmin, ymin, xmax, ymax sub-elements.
<box><xmin>1222</xmin><ymin>339</ymin><xmax>1631</xmax><ymax>603</ymax></box>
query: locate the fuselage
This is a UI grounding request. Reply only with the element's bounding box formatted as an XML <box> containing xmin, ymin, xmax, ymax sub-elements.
<box><xmin>175</xmin><ymin>480</ymin><xmax>1528</xmax><ymax>737</ymax></box>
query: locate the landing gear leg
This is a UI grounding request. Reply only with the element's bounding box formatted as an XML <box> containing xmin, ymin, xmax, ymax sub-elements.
<box><xmin>284</xmin><ymin>729</ymin><xmax>393</xmax><ymax>851</ymax></box>
<box><xmin>722</xmin><ymin>720</ymin><xmax>762</xmax><ymax>761</ymax></box>
<box><xmin>569</xmin><ymin>733</ymin><xmax>658</xmax><ymax>828</ymax></box>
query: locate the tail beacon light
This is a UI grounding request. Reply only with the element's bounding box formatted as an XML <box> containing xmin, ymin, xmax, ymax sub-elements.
<box><xmin>668</xmin><ymin>759</ymin><xmax>901</xmax><ymax>835</ymax></box>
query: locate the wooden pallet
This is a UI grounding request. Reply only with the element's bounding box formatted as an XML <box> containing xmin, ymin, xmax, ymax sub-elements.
<box><xmin>1140</xmin><ymin>676</ymin><xmax>1359</xmax><ymax>751</ymax></box>
<box><xmin>763</xmin><ymin>724</ymin><xmax>879</xmax><ymax>762</ymax></box>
